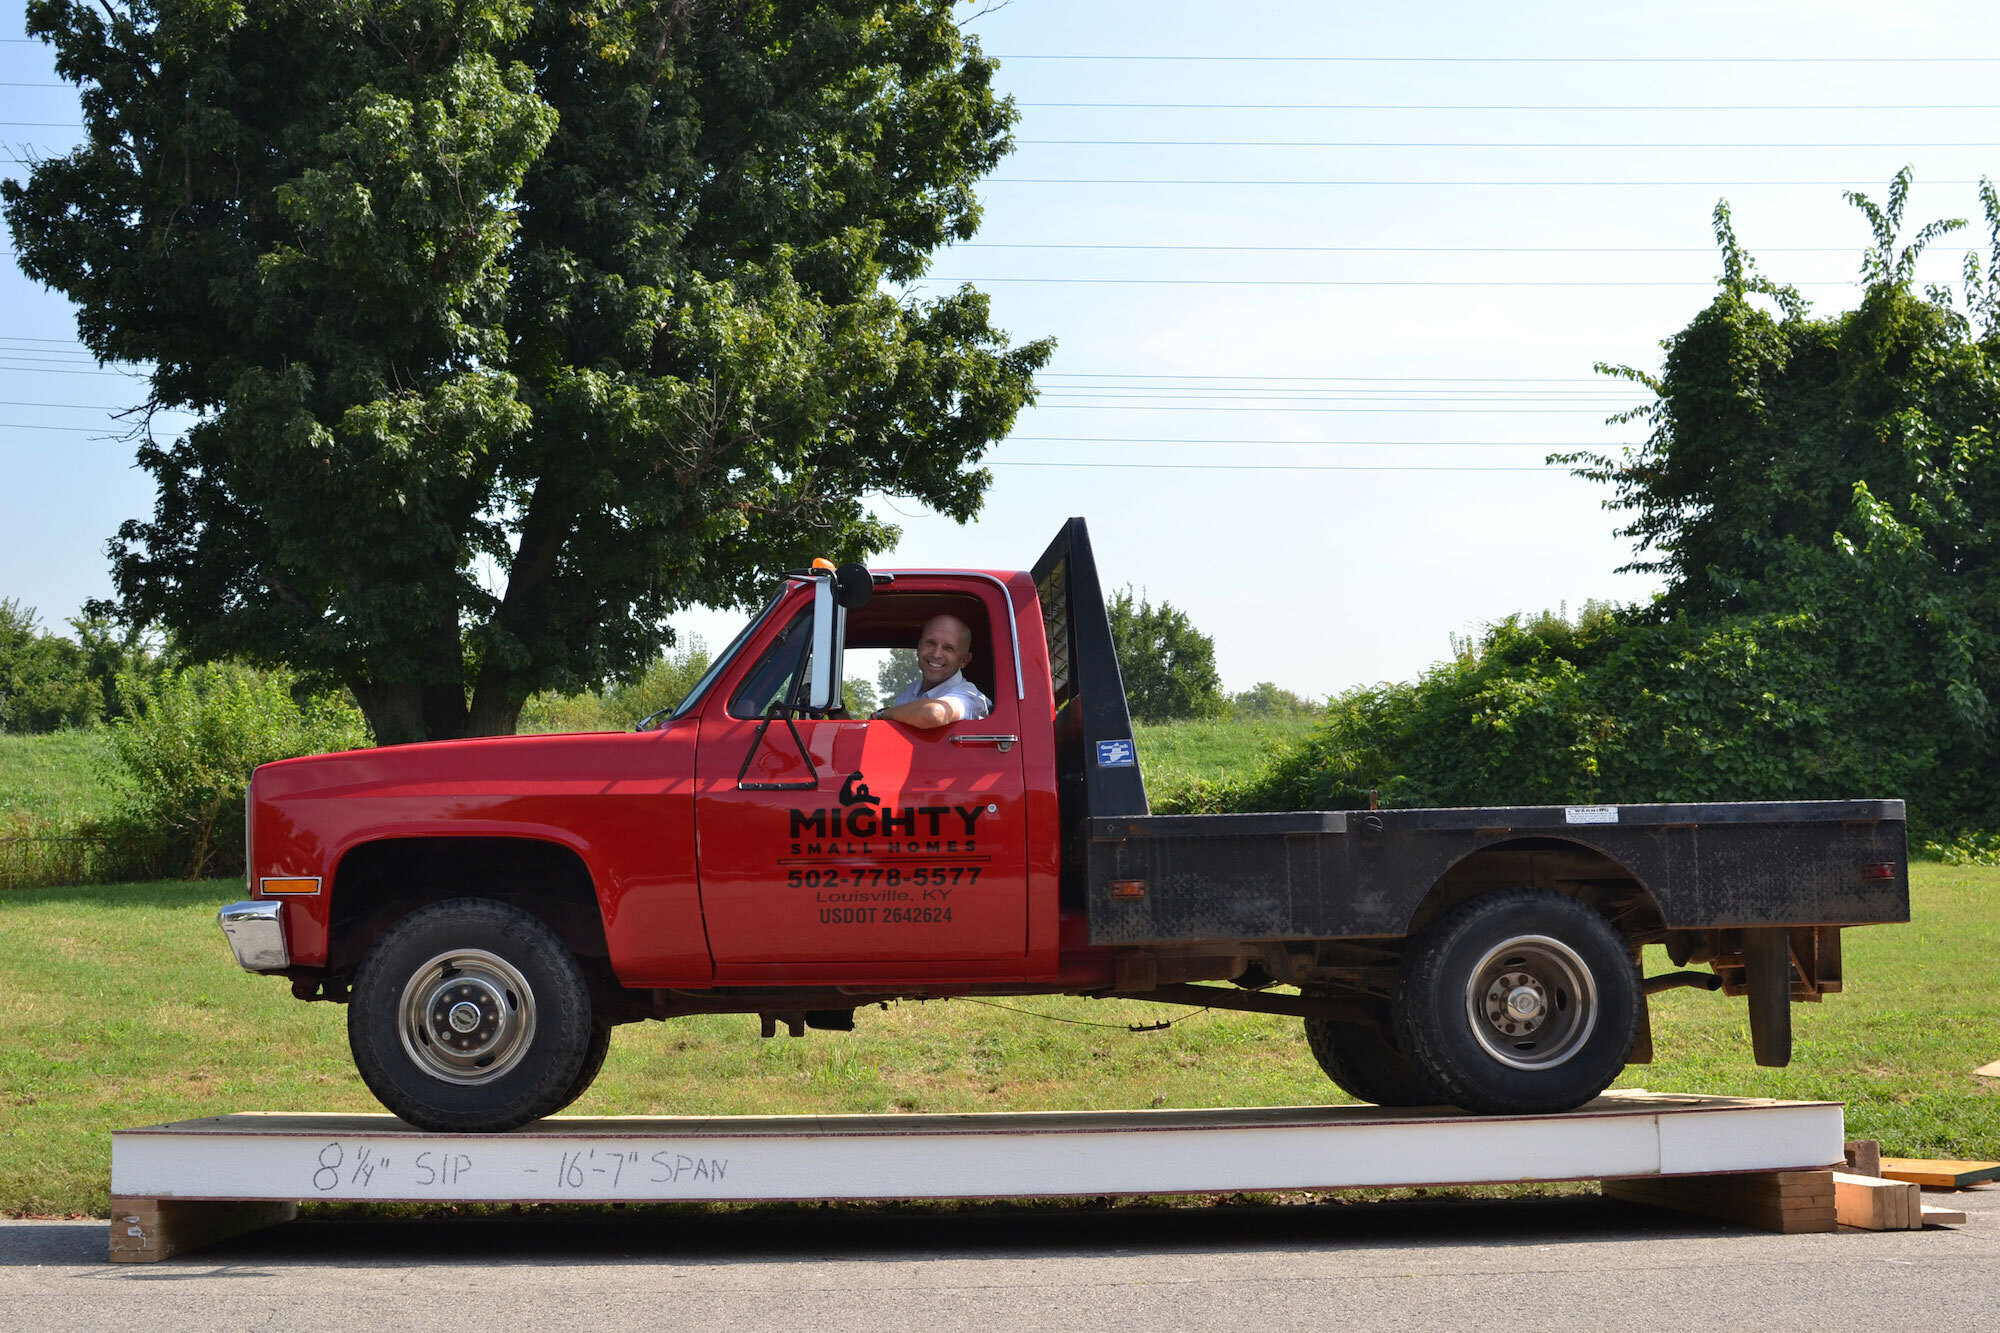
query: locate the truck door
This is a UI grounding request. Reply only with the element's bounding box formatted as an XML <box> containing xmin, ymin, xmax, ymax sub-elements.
<box><xmin>693</xmin><ymin>584</ymin><xmax>1030</xmax><ymax>968</ymax></box>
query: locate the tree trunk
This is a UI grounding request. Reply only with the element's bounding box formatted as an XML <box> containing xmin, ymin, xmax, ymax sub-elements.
<box><xmin>464</xmin><ymin>479</ymin><xmax>569</xmax><ymax>739</ymax></box>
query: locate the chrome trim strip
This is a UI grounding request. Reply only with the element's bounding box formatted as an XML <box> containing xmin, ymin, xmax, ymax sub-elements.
<box><xmin>218</xmin><ymin>900</ymin><xmax>290</xmax><ymax>972</ymax></box>
<box><xmin>880</xmin><ymin>571</ymin><xmax>1026</xmax><ymax>700</ymax></box>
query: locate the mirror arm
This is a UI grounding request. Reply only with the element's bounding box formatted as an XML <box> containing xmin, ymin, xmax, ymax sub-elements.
<box><xmin>736</xmin><ymin>700</ymin><xmax>820</xmax><ymax>791</ymax></box>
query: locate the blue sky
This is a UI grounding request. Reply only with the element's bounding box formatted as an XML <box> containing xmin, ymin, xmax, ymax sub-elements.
<box><xmin>5</xmin><ymin>0</ymin><xmax>1999</xmax><ymax>696</ymax></box>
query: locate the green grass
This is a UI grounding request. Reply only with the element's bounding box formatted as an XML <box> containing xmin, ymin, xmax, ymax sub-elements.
<box><xmin>1132</xmin><ymin>715</ymin><xmax>1318</xmax><ymax>796</ymax></box>
<box><xmin>0</xmin><ymin>729</ymin><xmax>118</xmax><ymax>823</ymax></box>
<box><xmin>3</xmin><ymin>865</ymin><xmax>1996</xmax><ymax>1217</ymax></box>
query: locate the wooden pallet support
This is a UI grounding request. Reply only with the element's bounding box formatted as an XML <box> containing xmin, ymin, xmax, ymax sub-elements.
<box><xmin>1833</xmin><ymin>1171</ymin><xmax>1923</xmax><ymax>1230</ymax></box>
<box><xmin>109</xmin><ymin>1197</ymin><xmax>299</xmax><ymax>1263</ymax></box>
<box><xmin>1602</xmin><ymin>1170</ymin><xmax>1837</xmax><ymax>1234</ymax></box>
<box><xmin>1843</xmin><ymin>1138</ymin><xmax>1882</xmax><ymax>1178</ymax></box>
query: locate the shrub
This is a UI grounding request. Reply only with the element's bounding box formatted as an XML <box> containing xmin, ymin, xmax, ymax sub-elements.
<box><xmin>520</xmin><ymin>638</ymin><xmax>712</xmax><ymax>734</ymax></box>
<box><xmin>0</xmin><ymin>599</ymin><xmax>99</xmax><ymax>732</ymax></box>
<box><xmin>106</xmin><ymin>664</ymin><xmax>370</xmax><ymax>879</ymax></box>
<box><xmin>1228</xmin><ymin>682</ymin><xmax>1318</xmax><ymax>719</ymax></box>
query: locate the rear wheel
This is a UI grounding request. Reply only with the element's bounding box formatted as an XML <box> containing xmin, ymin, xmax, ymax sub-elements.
<box><xmin>348</xmin><ymin>898</ymin><xmax>593</xmax><ymax>1133</ymax></box>
<box><xmin>1394</xmin><ymin>888</ymin><xmax>1640</xmax><ymax>1116</ymax></box>
<box><xmin>1303</xmin><ymin>1000</ymin><xmax>1447</xmax><ymax>1107</ymax></box>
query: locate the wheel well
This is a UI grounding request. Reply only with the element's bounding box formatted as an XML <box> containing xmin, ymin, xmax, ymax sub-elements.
<box><xmin>328</xmin><ymin>836</ymin><xmax>609</xmax><ymax>976</ymax></box>
<box><xmin>1404</xmin><ymin>838</ymin><xmax>1664</xmax><ymax>945</ymax></box>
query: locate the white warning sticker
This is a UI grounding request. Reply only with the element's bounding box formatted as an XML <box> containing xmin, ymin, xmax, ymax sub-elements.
<box><xmin>1564</xmin><ymin>805</ymin><xmax>1619</xmax><ymax>824</ymax></box>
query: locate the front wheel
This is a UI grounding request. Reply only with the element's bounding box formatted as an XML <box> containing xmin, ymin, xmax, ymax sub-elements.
<box><xmin>348</xmin><ymin>898</ymin><xmax>594</xmax><ymax>1133</ymax></box>
<box><xmin>1394</xmin><ymin>888</ymin><xmax>1640</xmax><ymax>1116</ymax></box>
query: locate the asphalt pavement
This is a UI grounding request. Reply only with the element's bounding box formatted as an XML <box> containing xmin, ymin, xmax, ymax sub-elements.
<box><xmin>5</xmin><ymin>1184</ymin><xmax>1999</xmax><ymax>1331</ymax></box>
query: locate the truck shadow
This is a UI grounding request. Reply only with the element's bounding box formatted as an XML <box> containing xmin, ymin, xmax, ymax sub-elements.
<box><xmin>112</xmin><ymin>1194</ymin><xmax>1744</xmax><ymax>1268</ymax></box>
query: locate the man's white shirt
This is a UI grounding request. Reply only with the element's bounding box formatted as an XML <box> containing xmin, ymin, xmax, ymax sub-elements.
<box><xmin>890</xmin><ymin>670</ymin><xmax>991</xmax><ymax>722</ymax></box>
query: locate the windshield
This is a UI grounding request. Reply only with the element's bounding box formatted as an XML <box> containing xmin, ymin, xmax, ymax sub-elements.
<box><xmin>651</xmin><ymin>588</ymin><xmax>788</xmax><ymax>726</ymax></box>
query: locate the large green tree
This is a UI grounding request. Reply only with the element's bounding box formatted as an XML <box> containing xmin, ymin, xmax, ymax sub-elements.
<box><xmin>1107</xmin><ymin>586</ymin><xmax>1225</xmax><ymax>723</ymax></box>
<box><xmin>4</xmin><ymin>0</ymin><xmax>1049</xmax><ymax>743</ymax></box>
<box><xmin>1245</xmin><ymin>171</ymin><xmax>2000</xmax><ymax>834</ymax></box>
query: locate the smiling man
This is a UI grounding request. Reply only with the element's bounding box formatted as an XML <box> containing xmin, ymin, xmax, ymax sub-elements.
<box><xmin>874</xmin><ymin>613</ymin><xmax>992</xmax><ymax>728</ymax></box>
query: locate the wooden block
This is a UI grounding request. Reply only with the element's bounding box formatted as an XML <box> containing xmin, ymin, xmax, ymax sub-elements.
<box><xmin>1604</xmin><ymin>1170</ymin><xmax>1836</xmax><ymax>1234</ymax></box>
<box><xmin>1844</xmin><ymin>1139</ymin><xmax>1882</xmax><ymax>1178</ymax></box>
<box><xmin>1834</xmin><ymin>1171</ymin><xmax>1922</xmax><ymax>1230</ymax></box>
<box><xmin>1879</xmin><ymin>1157</ymin><xmax>2000</xmax><ymax>1188</ymax></box>
<box><xmin>109</xmin><ymin>1197</ymin><xmax>298</xmax><ymax>1263</ymax></box>
<box><xmin>1921</xmin><ymin>1204</ymin><xmax>1969</xmax><ymax>1227</ymax></box>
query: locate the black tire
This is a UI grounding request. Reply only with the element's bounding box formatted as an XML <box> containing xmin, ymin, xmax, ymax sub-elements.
<box><xmin>1303</xmin><ymin>1001</ymin><xmax>1448</xmax><ymax>1107</ymax></box>
<box><xmin>553</xmin><ymin>1021</ymin><xmax>614</xmax><ymax>1114</ymax></box>
<box><xmin>348</xmin><ymin>898</ymin><xmax>593</xmax><ymax>1133</ymax></box>
<box><xmin>1394</xmin><ymin>888</ymin><xmax>1640</xmax><ymax>1116</ymax></box>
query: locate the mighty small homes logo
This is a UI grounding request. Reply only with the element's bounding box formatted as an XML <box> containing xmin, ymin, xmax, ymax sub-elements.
<box><xmin>787</xmin><ymin>770</ymin><xmax>986</xmax><ymax>853</ymax></box>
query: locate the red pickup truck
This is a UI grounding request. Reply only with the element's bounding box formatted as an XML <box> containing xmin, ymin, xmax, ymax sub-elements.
<box><xmin>219</xmin><ymin>519</ymin><xmax>1909</xmax><ymax>1133</ymax></box>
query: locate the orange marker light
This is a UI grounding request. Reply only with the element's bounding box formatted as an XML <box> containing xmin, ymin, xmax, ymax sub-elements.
<box><xmin>259</xmin><ymin>877</ymin><xmax>321</xmax><ymax>896</ymax></box>
<box><xmin>1109</xmin><ymin>880</ymin><xmax>1147</xmax><ymax>900</ymax></box>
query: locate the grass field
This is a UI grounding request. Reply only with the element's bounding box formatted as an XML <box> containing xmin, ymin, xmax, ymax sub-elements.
<box><xmin>0</xmin><ymin>730</ymin><xmax>118</xmax><ymax>824</ymax></box>
<box><xmin>3</xmin><ymin>864</ymin><xmax>1994</xmax><ymax>1217</ymax></box>
<box><xmin>1131</xmin><ymin>714</ymin><xmax>1317</xmax><ymax>807</ymax></box>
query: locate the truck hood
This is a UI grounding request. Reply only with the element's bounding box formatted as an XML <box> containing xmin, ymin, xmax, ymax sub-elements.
<box><xmin>251</xmin><ymin>722</ymin><xmax>695</xmax><ymax>802</ymax></box>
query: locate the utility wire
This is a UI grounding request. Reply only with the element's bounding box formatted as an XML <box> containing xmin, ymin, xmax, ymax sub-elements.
<box><xmin>1009</xmin><ymin>435</ymin><xmax>1638</xmax><ymax>445</ymax></box>
<box><xmin>1020</xmin><ymin>100</ymin><xmax>2000</xmax><ymax>111</ymax></box>
<box><xmin>1022</xmin><ymin>405</ymin><xmax>1627</xmax><ymax>413</ymax></box>
<box><xmin>963</xmin><ymin>243</ymin><xmax>1978</xmax><ymax>253</ymax></box>
<box><xmin>986</xmin><ymin>177</ymin><xmax>1996</xmax><ymax>187</ymax></box>
<box><xmin>910</xmin><ymin>275</ymin><xmax>1867</xmax><ymax>286</ymax></box>
<box><xmin>993</xmin><ymin>53</ymin><xmax>2000</xmax><ymax>63</ymax></box>
<box><xmin>1019</xmin><ymin>138</ymin><xmax>2000</xmax><ymax>148</ymax></box>
<box><xmin>989</xmin><ymin>460</ymin><xmax>1559</xmax><ymax>472</ymax></box>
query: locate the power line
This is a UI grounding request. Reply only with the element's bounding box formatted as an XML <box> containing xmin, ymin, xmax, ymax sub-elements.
<box><xmin>1009</xmin><ymin>436</ymin><xmax>1635</xmax><ymax>445</ymax></box>
<box><xmin>1019</xmin><ymin>138</ymin><xmax>2000</xmax><ymax>149</ymax></box>
<box><xmin>987</xmin><ymin>177</ymin><xmax>1993</xmax><ymax>187</ymax></box>
<box><xmin>989</xmin><ymin>460</ymin><xmax>1558</xmax><ymax>472</ymax></box>
<box><xmin>1044</xmin><ymin>373</ymin><xmax>1621</xmax><ymax>381</ymax></box>
<box><xmin>912</xmin><ymin>275</ymin><xmax>1866</xmax><ymax>287</ymax></box>
<box><xmin>1020</xmin><ymin>100</ymin><xmax>2000</xmax><ymax>111</ymax></box>
<box><xmin>994</xmin><ymin>53</ymin><xmax>2000</xmax><ymax>63</ymax></box>
<box><xmin>964</xmin><ymin>243</ymin><xmax>1976</xmax><ymax>254</ymax></box>
<box><xmin>1022</xmin><ymin>404</ymin><xmax>1627</xmax><ymax>413</ymax></box>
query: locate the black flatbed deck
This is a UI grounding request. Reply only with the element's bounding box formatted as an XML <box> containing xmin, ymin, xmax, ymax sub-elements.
<box><xmin>1085</xmin><ymin>799</ymin><xmax>1908</xmax><ymax>945</ymax></box>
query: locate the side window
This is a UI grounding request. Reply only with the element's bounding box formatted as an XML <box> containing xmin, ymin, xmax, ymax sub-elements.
<box><xmin>727</xmin><ymin>609</ymin><xmax>813</xmax><ymax>719</ymax></box>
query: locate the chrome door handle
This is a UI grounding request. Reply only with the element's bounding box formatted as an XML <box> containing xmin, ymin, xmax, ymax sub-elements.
<box><xmin>951</xmin><ymin>734</ymin><xmax>1017</xmax><ymax>752</ymax></box>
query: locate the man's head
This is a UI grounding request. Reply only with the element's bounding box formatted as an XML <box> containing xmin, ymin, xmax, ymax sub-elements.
<box><xmin>916</xmin><ymin>613</ymin><xmax>974</xmax><ymax>689</ymax></box>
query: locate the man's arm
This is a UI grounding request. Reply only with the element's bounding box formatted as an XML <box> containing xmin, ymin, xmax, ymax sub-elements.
<box><xmin>874</xmin><ymin>696</ymin><xmax>964</xmax><ymax>729</ymax></box>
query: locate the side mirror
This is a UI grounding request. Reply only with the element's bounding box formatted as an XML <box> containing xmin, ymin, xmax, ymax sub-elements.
<box><xmin>834</xmin><ymin>562</ymin><xmax>873</xmax><ymax>610</ymax></box>
<box><xmin>807</xmin><ymin>574</ymin><xmax>844</xmax><ymax>712</ymax></box>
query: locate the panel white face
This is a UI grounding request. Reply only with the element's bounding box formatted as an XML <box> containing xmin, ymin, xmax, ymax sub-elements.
<box><xmin>110</xmin><ymin>1096</ymin><xmax>1843</xmax><ymax>1205</ymax></box>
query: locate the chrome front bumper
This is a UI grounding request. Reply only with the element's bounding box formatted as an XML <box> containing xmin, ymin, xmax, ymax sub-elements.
<box><xmin>218</xmin><ymin>900</ymin><xmax>290</xmax><ymax>972</ymax></box>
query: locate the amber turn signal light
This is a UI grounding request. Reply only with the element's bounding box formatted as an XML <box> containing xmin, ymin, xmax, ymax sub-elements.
<box><xmin>1109</xmin><ymin>880</ymin><xmax>1146</xmax><ymax>900</ymax></box>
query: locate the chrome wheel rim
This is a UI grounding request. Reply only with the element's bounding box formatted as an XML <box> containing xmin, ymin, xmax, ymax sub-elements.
<box><xmin>397</xmin><ymin>948</ymin><xmax>537</xmax><ymax>1086</ymax></box>
<box><xmin>1462</xmin><ymin>934</ymin><xmax>1597</xmax><ymax>1070</ymax></box>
